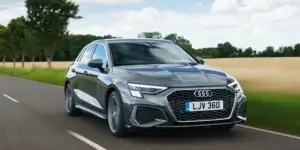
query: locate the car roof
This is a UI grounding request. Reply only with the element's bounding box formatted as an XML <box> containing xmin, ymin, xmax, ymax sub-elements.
<box><xmin>93</xmin><ymin>38</ymin><xmax>174</xmax><ymax>44</ymax></box>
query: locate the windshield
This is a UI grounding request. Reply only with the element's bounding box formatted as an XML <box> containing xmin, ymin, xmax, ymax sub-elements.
<box><xmin>109</xmin><ymin>41</ymin><xmax>197</xmax><ymax>66</ymax></box>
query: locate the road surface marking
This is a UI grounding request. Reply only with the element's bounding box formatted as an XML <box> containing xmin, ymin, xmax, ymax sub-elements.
<box><xmin>3</xmin><ymin>94</ymin><xmax>19</xmax><ymax>103</ymax></box>
<box><xmin>67</xmin><ymin>130</ymin><xmax>106</xmax><ymax>150</ymax></box>
<box><xmin>237</xmin><ymin>125</ymin><xmax>300</xmax><ymax>140</ymax></box>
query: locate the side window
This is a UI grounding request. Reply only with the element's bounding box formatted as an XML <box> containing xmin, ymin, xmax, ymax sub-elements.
<box><xmin>80</xmin><ymin>44</ymin><xmax>96</xmax><ymax>64</ymax></box>
<box><xmin>92</xmin><ymin>44</ymin><xmax>107</xmax><ymax>66</ymax></box>
<box><xmin>76</xmin><ymin>47</ymin><xmax>86</xmax><ymax>62</ymax></box>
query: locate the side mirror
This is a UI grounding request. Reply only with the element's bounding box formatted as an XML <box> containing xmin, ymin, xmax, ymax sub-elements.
<box><xmin>88</xmin><ymin>59</ymin><xmax>103</xmax><ymax>69</ymax></box>
<box><xmin>196</xmin><ymin>56</ymin><xmax>205</xmax><ymax>65</ymax></box>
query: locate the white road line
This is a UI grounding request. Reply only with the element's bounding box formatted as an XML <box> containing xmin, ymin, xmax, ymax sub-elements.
<box><xmin>237</xmin><ymin>124</ymin><xmax>300</xmax><ymax>140</ymax></box>
<box><xmin>2</xmin><ymin>94</ymin><xmax>20</xmax><ymax>103</ymax></box>
<box><xmin>67</xmin><ymin>130</ymin><xmax>107</xmax><ymax>150</ymax></box>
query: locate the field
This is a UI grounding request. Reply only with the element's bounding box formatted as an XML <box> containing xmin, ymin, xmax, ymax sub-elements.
<box><xmin>0</xmin><ymin>58</ymin><xmax>299</xmax><ymax>135</ymax></box>
<box><xmin>206</xmin><ymin>57</ymin><xmax>300</xmax><ymax>93</ymax></box>
<box><xmin>1</xmin><ymin>57</ymin><xmax>300</xmax><ymax>93</ymax></box>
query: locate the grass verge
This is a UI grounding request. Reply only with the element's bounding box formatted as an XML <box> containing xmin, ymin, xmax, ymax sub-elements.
<box><xmin>245</xmin><ymin>91</ymin><xmax>300</xmax><ymax>135</ymax></box>
<box><xmin>0</xmin><ymin>67</ymin><xmax>65</xmax><ymax>86</ymax></box>
<box><xmin>0</xmin><ymin>67</ymin><xmax>299</xmax><ymax>136</ymax></box>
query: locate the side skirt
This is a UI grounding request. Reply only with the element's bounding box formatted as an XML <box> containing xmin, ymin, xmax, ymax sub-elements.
<box><xmin>75</xmin><ymin>104</ymin><xmax>107</xmax><ymax>120</ymax></box>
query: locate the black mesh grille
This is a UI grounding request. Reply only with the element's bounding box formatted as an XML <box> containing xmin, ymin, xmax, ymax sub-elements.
<box><xmin>135</xmin><ymin>106</ymin><xmax>166</xmax><ymax>124</ymax></box>
<box><xmin>238</xmin><ymin>102</ymin><xmax>246</xmax><ymax>118</ymax></box>
<box><xmin>166</xmin><ymin>88</ymin><xmax>235</xmax><ymax>121</ymax></box>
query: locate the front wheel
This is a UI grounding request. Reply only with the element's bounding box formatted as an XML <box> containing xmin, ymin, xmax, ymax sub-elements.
<box><xmin>65</xmin><ymin>83</ymin><xmax>82</xmax><ymax>116</ymax></box>
<box><xmin>107</xmin><ymin>91</ymin><xmax>128</xmax><ymax>137</ymax></box>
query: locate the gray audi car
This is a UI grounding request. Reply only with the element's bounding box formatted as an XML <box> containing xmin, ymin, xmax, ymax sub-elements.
<box><xmin>64</xmin><ymin>38</ymin><xmax>247</xmax><ymax>137</ymax></box>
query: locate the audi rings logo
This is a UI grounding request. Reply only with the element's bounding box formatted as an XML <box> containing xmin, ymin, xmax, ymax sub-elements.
<box><xmin>194</xmin><ymin>90</ymin><xmax>213</xmax><ymax>97</ymax></box>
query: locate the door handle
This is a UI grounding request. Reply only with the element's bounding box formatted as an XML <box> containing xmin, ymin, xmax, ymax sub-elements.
<box><xmin>84</xmin><ymin>71</ymin><xmax>89</xmax><ymax>75</ymax></box>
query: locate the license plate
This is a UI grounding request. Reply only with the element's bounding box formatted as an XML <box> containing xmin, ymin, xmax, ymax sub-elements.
<box><xmin>185</xmin><ymin>101</ymin><xmax>223</xmax><ymax>112</ymax></box>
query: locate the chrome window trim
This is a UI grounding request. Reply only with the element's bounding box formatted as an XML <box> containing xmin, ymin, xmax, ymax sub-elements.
<box><xmin>164</xmin><ymin>86</ymin><xmax>241</xmax><ymax>123</ymax></box>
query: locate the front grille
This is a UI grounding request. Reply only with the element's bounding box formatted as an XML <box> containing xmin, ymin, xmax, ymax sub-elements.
<box><xmin>237</xmin><ymin>102</ymin><xmax>246</xmax><ymax>118</ymax></box>
<box><xmin>166</xmin><ymin>88</ymin><xmax>235</xmax><ymax>122</ymax></box>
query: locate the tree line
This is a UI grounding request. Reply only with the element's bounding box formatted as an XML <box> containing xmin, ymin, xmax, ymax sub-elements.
<box><xmin>0</xmin><ymin>0</ymin><xmax>299</xmax><ymax>69</ymax></box>
<box><xmin>136</xmin><ymin>32</ymin><xmax>300</xmax><ymax>58</ymax></box>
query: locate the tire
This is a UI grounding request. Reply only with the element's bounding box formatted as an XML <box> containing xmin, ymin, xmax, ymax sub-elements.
<box><xmin>107</xmin><ymin>91</ymin><xmax>128</xmax><ymax>137</ymax></box>
<box><xmin>209</xmin><ymin>124</ymin><xmax>235</xmax><ymax>132</ymax></box>
<box><xmin>65</xmin><ymin>83</ymin><xmax>82</xmax><ymax>116</ymax></box>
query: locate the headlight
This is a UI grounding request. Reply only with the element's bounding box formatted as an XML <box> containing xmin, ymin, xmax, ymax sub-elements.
<box><xmin>227</xmin><ymin>78</ymin><xmax>243</xmax><ymax>93</ymax></box>
<box><xmin>127</xmin><ymin>83</ymin><xmax>168</xmax><ymax>98</ymax></box>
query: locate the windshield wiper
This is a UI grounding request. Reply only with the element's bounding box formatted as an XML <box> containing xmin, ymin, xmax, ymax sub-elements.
<box><xmin>188</xmin><ymin>62</ymin><xmax>199</xmax><ymax>66</ymax></box>
<box><xmin>169</xmin><ymin>62</ymin><xmax>199</xmax><ymax>66</ymax></box>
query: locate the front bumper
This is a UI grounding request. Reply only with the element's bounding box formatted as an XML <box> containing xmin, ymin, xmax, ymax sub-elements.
<box><xmin>123</xmin><ymin>86</ymin><xmax>247</xmax><ymax>129</ymax></box>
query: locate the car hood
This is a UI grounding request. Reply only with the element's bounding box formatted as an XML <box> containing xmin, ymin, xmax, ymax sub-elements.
<box><xmin>112</xmin><ymin>64</ymin><xmax>231</xmax><ymax>87</ymax></box>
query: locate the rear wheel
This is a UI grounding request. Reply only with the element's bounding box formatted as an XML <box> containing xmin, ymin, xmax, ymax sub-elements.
<box><xmin>65</xmin><ymin>83</ymin><xmax>82</xmax><ymax>116</ymax></box>
<box><xmin>107</xmin><ymin>91</ymin><xmax>128</xmax><ymax>137</ymax></box>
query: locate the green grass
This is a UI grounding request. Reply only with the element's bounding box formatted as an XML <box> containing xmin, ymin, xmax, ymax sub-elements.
<box><xmin>0</xmin><ymin>67</ymin><xmax>299</xmax><ymax>136</ymax></box>
<box><xmin>245</xmin><ymin>91</ymin><xmax>300</xmax><ymax>135</ymax></box>
<box><xmin>0</xmin><ymin>67</ymin><xmax>66</xmax><ymax>86</ymax></box>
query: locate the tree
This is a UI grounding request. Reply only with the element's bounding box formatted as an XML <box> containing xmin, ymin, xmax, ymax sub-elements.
<box><xmin>138</xmin><ymin>31</ymin><xmax>163</xmax><ymax>39</ymax></box>
<box><xmin>13</xmin><ymin>16</ymin><xmax>30</xmax><ymax>68</ymax></box>
<box><xmin>25</xmin><ymin>0</ymin><xmax>81</xmax><ymax>68</ymax></box>
<box><xmin>24</xmin><ymin>33</ymin><xmax>40</xmax><ymax>68</ymax></box>
<box><xmin>6</xmin><ymin>17</ymin><xmax>28</xmax><ymax>68</ymax></box>
<box><xmin>0</xmin><ymin>25</ymin><xmax>9</xmax><ymax>67</ymax></box>
<box><xmin>282</xmin><ymin>46</ymin><xmax>294</xmax><ymax>57</ymax></box>
<box><xmin>55</xmin><ymin>34</ymin><xmax>105</xmax><ymax>61</ymax></box>
<box><xmin>252</xmin><ymin>50</ymin><xmax>257</xmax><ymax>57</ymax></box>
<box><xmin>236</xmin><ymin>48</ymin><xmax>243</xmax><ymax>57</ymax></box>
<box><xmin>217</xmin><ymin>42</ymin><xmax>238</xmax><ymax>58</ymax></box>
<box><xmin>102</xmin><ymin>34</ymin><xmax>117</xmax><ymax>39</ymax></box>
<box><xmin>243</xmin><ymin>47</ymin><xmax>254</xmax><ymax>57</ymax></box>
<box><xmin>164</xmin><ymin>33</ymin><xmax>195</xmax><ymax>54</ymax></box>
<box><xmin>261</xmin><ymin>46</ymin><xmax>275</xmax><ymax>57</ymax></box>
<box><xmin>293</xmin><ymin>44</ymin><xmax>300</xmax><ymax>56</ymax></box>
<box><xmin>197</xmin><ymin>48</ymin><xmax>219</xmax><ymax>58</ymax></box>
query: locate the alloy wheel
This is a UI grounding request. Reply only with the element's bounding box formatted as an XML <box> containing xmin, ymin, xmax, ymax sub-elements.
<box><xmin>65</xmin><ymin>86</ymin><xmax>72</xmax><ymax>113</ymax></box>
<box><xmin>108</xmin><ymin>95</ymin><xmax>121</xmax><ymax>133</ymax></box>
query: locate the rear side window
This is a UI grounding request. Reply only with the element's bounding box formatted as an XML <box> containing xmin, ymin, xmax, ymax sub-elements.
<box><xmin>80</xmin><ymin>44</ymin><xmax>96</xmax><ymax>64</ymax></box>
<box><xmin>76</xmin><ymin>47</ymin><xmax>87</xmax><ymax>62</ymax></box>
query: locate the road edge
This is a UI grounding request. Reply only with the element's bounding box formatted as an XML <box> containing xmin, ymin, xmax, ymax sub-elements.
<box><xmin>1</xmin><ymin>74</ymin><xmax>300</xmax><ymax>140</ymax></box>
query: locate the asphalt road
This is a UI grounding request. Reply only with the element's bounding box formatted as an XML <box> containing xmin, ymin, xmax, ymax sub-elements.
<box><xmin>0</xmin><ymin>75</ymin><xmax>299</xmax><ymax>150</ymax></box>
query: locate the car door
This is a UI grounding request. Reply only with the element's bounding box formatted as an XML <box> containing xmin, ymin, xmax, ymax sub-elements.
<box><xmin>73</xmin><ymin>44</ymin><xmax>97</xmax><ymax>108</ymax></box>
<box><xmin>68</xmin><ymin>47</ymin><xmax>86</xmax><ymax>92</ymax></box>
<box><xmin>86</xmin><ymin>43</ymin><xmax>110</xmax><ymax>114</ymax></box>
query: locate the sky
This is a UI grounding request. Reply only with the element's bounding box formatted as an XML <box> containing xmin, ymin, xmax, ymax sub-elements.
<box><xmin>0</xmin><ymin>0</ymin><xmax>300</xmax><ymax>51</ymax></box>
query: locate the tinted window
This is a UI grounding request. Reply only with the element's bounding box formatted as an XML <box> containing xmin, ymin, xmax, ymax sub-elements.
<box><xmin>92</xmin><ymin>44</ymin><xmax>107</xmax><ymax>63</ymax></box>
<box><xmin>80</xmin><ymin>44</ymin><xmax>96</xmax><ymax>64</ymax></box>
<box><xmin>76</xmin><ymin>47</ymin><xmax>86</xmax><ymax>62</ymax></box>
<box><xmin>109</xmin><ymin>42</ymin><xmax>196</xmax><ymax>66</ymax></box>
